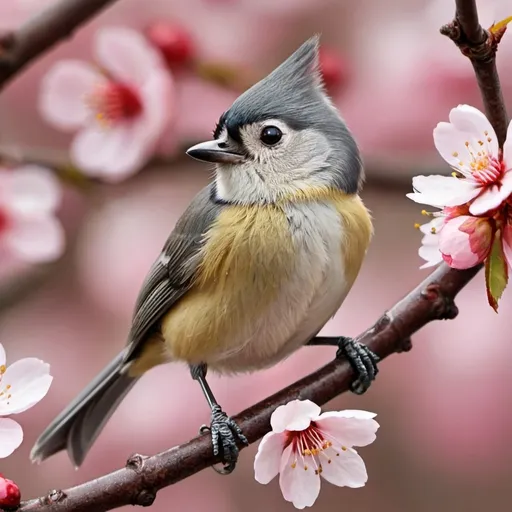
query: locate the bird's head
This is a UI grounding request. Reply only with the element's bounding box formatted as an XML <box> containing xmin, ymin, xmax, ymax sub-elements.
<box><xmin>186</xmin><ymin>36</ymin><xmax>363</xmax><ymax>205</ymax></box>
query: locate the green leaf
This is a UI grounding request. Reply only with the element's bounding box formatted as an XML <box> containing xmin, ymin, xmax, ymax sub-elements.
<box><xmin>485</xmin><ymin>231</ymin><xmax>509</xmax><ymax>312</ymax></box>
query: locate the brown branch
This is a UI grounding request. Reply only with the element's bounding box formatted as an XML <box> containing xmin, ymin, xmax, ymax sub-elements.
<box><xmin>441</xmin><ymin>0</ymin><xmax>509</xmax><ymax>145</ymax></box>
<box><xmin>0</xmin><ymin>0</ymin><xmax>121</xmax><ymax>91</ymax></box>
<box><xmin>7</xmin><ymin>0</ymin><xmax>509</xmax><ymax>511</ymax></box>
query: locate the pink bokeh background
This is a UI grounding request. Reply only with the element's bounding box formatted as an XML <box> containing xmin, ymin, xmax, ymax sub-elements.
<box><xmin>1</xmin><ymin>0</ymin><xmax>512</xmax><ymax>510</ymax></box>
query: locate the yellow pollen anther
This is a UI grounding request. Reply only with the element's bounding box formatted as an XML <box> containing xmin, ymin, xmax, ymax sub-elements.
<box><xmin>414</xmin><ymin>223</ymin><xmax>421</xmax><ymax>229</ymax></box>
<box><xmin>291</xmin><ymin>462</ymin><xmax>297</xmax><ymax>469</ymax></box>
<box><xmin>465</xmin><ymin>141</ymin><xmax>470</xmax><ymax>147</ymax></box>
<box><xmin>7</xmin><ymin>394</ymin><xmax>11</xmax><ymax>399</ymax></box>
<box><xmin>459</xmin><ymin>161</ymin><xmax>464</xmax><ymax>166</ymax></box>
<box><xmin>342</xmin><ymin>446</ymin><xmax>347</xmax><ymax>451</ymax></box>
<box><xmin>431</xmin><ymin>227</ymin><xmax>437</xmax><ymax>234</ymax></box>
<box><xmin>488</xmin><ymin>137</ymin><xmax>492</xmax><ymax>142</ymax></box>
<box><xmin>5</xmin><ymin>384</ymin><xmax>11</xmax><ymax>390</ymax></box>
<box><xmin>303</xmin><ymin>449</ymin><xmax>312</xmax><ymax>456</ymax></box>
<box><xmin>451</xmin><ymin>171</ymin><xmax>458</xmax><ymax>177</ymax></box>
<box><xmin>452</xmin><ymin>152</ymin><xmax>459</xmax><ymax>157</ymax></box>
<box><xmin>304</xmin><ymin>465</ymin><xmax>308</xmax><ymax>471</ymax></box>
<box><xmin>421</xmin><ymin>210</ymin><xmax>428</xmax><ymax>216</ymax></box>
<box><xmin>0</xmin><ymin>365</ymin><xmax>5</xmax><ymax>374</ymax></box>
<box><xmin>478</xmin><ymin>140</ymin><xmax>484</xmax><ymax>146</ymax></box>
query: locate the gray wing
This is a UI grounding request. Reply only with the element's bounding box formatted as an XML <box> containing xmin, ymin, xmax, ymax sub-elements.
<box><xmin>123</xmin><ymin>183</ymin><xmax>224</xmax><ymax>363</ymax></box>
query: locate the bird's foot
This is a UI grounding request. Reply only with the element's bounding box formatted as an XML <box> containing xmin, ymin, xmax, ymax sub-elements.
<box><xmin>200</xmin><ymin>404</ymin><xmax>248</xmax><ymax>475</ymax></box>
<box><xmin>336</xmin><ymin>336</ymin><xmax>380</xmax><ymax>395</ymax></box>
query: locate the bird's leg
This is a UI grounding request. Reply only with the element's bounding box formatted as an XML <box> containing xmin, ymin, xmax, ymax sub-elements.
<box><xmin>189</xmin><ymin>363</ymin><xmax>248</xmax><ymax>474</ymax></box>
<box><xmin>307</xmin><ymin>336</ymin><xmax>380</xmax><ymax>395</ymax></box>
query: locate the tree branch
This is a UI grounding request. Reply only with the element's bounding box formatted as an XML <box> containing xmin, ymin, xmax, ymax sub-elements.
<box><xmin>7</xmin><ymin>0</ymin><xmax>509</xmax><ymax>511</ymax></box>
<box><xmin>0</xmin><ymin>0</ymin><xmax>121</xmax><ymax>91</ymax></box>
<box><xmin>441</xmin><ymin>0</ymin><xmax>509</xmax><ymax>145</ymax></box>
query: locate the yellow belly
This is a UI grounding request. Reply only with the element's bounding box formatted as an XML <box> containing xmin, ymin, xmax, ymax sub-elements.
<box><xmin>161</xmin><ymin>204</ymin><xmax>295</xmax><ymax>363</ymax></box>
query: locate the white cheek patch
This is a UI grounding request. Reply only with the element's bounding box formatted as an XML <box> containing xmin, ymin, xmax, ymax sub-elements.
<box><xmin>214</xmin><ymin>125</ymin><xmax>333</xmax><ymax>204</ymax></box>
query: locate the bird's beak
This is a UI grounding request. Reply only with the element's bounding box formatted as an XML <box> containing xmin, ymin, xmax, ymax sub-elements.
<box><xmin>186</xmin><ymin>140</ymin><xmax>245</xmax><ymax>164</ymax></box>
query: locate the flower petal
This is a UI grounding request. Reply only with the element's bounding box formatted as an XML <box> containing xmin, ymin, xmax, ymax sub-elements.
<box><xmin>448</xmin><ymin>105</ymin><xmax>499</xmax><ymax>156</ymax></box>
<box><xmin>254</xmin><ymin>431</ymin><xmax>286</xmax><ymax>484</ymax></box>
<box><xmin>279</xmin><ymin>443</ymin><xmax>321</xmax><ymax>509</ymax></box>
<box><xmin>39</xmin><ymin>60</ymin><xmax>105</xmax><ymax>131</ymax></box>
<box><xmin>320</xmin><ymin>447</ymin><xmax>368</xmax><ymax>488</ymax></box>
<box><xmin>502</xmin><ymin>120</ymin><xmax>512</xmax><ymax>165</ymax></box>
<box><xmin>469</xmin><ymin>186</ymin><xmax>508</xmax><ymax>215</ymax></box>
<box><xmin>95</xmin><ymin>26</ymin><xmax>164</xmax><ymax>85</ymax></box>
<box><xmin>0</xmin><ymin>358</ymin><xmax>52</xmax><ymax>415</ymax></box>
<box><xmin>0</xmin><ymin>418</ymin><xmax>23</xmax><ymax>458</ymax></box>
<box><xmin>5</xmin><ymin>215</ymin><xmax>65</xmax><ymax>263</ymax></box>
<box><xmin>0</xmin><ymin>344</ymin><xmax>5</xmax><ymax>367</ymax></box>
<box><xmin>6</xmin><ymin>166</ymin><xmax>62</xmax><ymax>215</ymax></box>
<box><xmin>315</xmin><ymin>410</ymin><xmax>379</xmax><ymax>448</ymax></box>
<box><xmin>433</xmin><ymin>122</ymin><xmax>477</xmax><ymax>171</ymax></box>
<box><xmin>271</xmin><ymin>400</ymin><xmax>321</xmax><ymax>433</ymax></box>
<box><xmin>419</xmin><ymin>217</ymin><xmax>444</xmax><ymax>235</ymax></box>
<box><xmin>419</xmin><ymin>235</ymin><xmax>443</xmax><ymax>269</ymax></box>
<box><xmin>407</xmin><ymin>175</ymin><xmax>480</xmax><ymax>208</ymax></box>
<box><xmin>137</xmin><ymin>68</ymin><xmax>174</xmax><ymax>145</ymax></box>
<box><xmin>71</xmin><ymin>124</ymin><xmax>150</xmax><ymax>182</ymax></box>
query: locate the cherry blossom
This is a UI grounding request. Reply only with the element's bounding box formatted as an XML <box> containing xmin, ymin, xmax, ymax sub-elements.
<box><xmin>39</xmin><ymin>27</ymin><xmax>173</xmax><ymax>182</ymax></box>
<box><xmin>0</xmin><ymin>165</ymin><xmax>64</xmax><ymax>264</ymax></box>
<box><xmin>254</xmin><ymin>399</ymin><xmax>378</xmax><ymax>509</ymax></box>
<box><xmin>0</xmin><ymin>343</ymin><xmax>52</xmax><ymax>458</ymax></box>
<box><xmin>407</xmin><ymin>105</ymin><xmax>512</xmax><ymax>215</ymax></box>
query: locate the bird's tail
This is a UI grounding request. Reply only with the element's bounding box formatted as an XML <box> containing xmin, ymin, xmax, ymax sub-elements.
<box><xmin>30</xmin><ymin>351</ymin><xmax>138</xmax><ymax>467</ymax></box>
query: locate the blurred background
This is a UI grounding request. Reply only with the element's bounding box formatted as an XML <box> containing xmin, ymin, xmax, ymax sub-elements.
<box><xmin>1</xmin><ymin>0</ymin><xmax>512</xmax><ymax>511</ymax></box>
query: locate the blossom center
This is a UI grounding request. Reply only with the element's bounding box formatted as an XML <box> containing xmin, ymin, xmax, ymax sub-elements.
<box><xmin>286</xmin><ymin>422</ymin><xmax>346</xmax><ymax>474</ymax></box>
<box><xmin>88</xmin><ymin>82</ymin><xmax>143</xmax><ymax>125</ymax></box>
<box><xmin>457</xmin><ymin>140</ymin><xmax>504</xmax><ymax>186</ymax></box>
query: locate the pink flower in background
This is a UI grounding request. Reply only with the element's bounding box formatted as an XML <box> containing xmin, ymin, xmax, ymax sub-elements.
<box><xmin>39</xmin><ymin>27</ymin><xmax>173</xmax><ymax>182</ymax></box>
<box><xmin>0</xmin><ymin>343</ymin><xmax>53</xmax><ymax>458</ymax></box>
<box><xmin>254</xmin><ymin>400</ymin><xmax>378</xmax><ymax>509</ymax></box>
<box><xmin>407</xmin><ymin>105</ymin><xmax>512</xmax><ymax>216</ymax></box>
<box><xmin>0</xmin><ymin>166</ymin><xmax>64</xmax><ymax>263</ymax></box>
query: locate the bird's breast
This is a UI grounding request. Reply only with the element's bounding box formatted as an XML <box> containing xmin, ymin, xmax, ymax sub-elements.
<box><xmin>160</xmin><ymin>191</ymin><xmax>372</xmax><ymax>373</ymax></box>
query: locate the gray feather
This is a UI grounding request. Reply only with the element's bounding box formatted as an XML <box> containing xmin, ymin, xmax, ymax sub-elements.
<box><xmin>221</xmin><ymin>35</ymin><xmax>363</xmax><ymax>194</ymax></box>
<box><xmin>30</xmin><ymin>351</ymin><xmax>135</xmax><ymax>467</ymax></box>
<box><xmin>31</xmin><ymin>184</ymin><xmax>226</xmax><ymax>465</ymax></box>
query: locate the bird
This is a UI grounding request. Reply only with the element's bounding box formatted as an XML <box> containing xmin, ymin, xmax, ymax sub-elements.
<box><xmin>30</xmin><ymin>36</ymin><xmax>379</xmax><ymax>474</ymax></box>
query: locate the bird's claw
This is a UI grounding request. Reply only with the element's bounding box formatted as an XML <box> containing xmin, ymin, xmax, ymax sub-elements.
<box><xmin>200</xmin><ymin>405</ymin><xmax>248</xmax><ymax>475</ymax></box>
<box><xmin>336</xmin><ymin>336</ymin><xmax>380</xmax><ymax>395</ymax></box>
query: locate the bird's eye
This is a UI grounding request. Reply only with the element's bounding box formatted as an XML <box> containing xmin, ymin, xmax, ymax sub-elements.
<box><xmin>260</xmin><ymin>126</ymin><xmax>282</xmax><ymax>146</ymax></box>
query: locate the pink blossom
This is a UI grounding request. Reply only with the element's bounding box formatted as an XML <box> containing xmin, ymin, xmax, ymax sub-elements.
<box><xmin>407</xmin><ymin>105</ymin><xmax>512</xmax><ymax>215</ymax></box>
<box><xmin>39</xmin><ymin>27</ymin><xmax>173</xmax><ymax>182</ymax></box>
<box><xmin>0</xmin><ymin>166</ymin><xmax>64</xmax><ymax>263</ymax></box>
<box><xmin>438</xmin><ymin>215</ymin><xmax>493</xmax><ymax>269</ymax></box>
<box><xmin>0</xmin><ymin>343</ymin><xmax>53</xmax><ymax>458</ymax></box>
<box><xmin>254</xmin><ymin>399</ymin><xmax>378</xmax><ymax>509</ymax></box>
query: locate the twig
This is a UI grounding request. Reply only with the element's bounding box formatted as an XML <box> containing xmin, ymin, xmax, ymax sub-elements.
<box><xmin>0</xmin><ymin>0</ymin><xmax>121</xmax><ymax>91</ymax></box>
<box><xmin>440</xmin><ymin>0</ymin><xmax>509</xmax><ymax>145</ymax></box>
<box><xmin>7</xmin><ymin>0</ymin><xmax>509</xmax><ymax>511</ymax></box>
